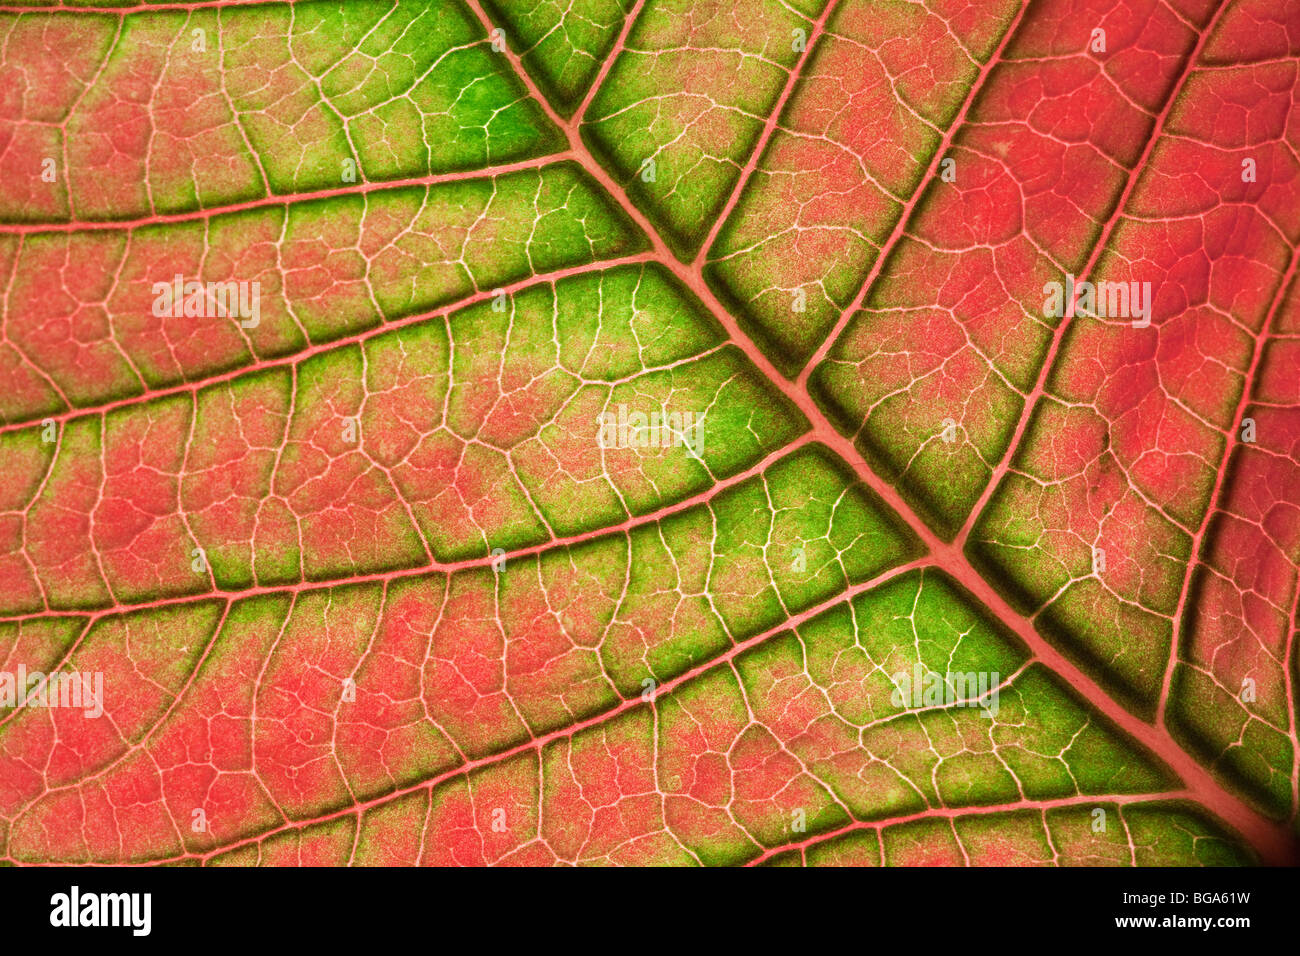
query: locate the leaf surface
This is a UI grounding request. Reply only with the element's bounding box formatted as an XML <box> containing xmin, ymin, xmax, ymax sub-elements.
<box><xmin>0</xmin><ymin>0</ymin><xmax>1296</xmax><ymax>866</ymax></box>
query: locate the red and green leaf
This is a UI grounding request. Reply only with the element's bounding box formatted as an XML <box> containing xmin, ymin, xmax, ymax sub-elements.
<box><xmin>0</xmin><ymin>0</ymin><xmax>1295</xmax><ymax>865</ymax></box>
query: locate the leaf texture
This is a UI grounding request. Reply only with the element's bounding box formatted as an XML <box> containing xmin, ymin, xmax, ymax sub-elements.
<box><xmin>0</xmin><ymin>0</ymin><xmax>1296</xmax><ymax>866</ymax></box>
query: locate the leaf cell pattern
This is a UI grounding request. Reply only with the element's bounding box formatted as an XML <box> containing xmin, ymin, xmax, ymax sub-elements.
<box><xmin>0</xmin><ymin>0</ymin><xmax>1296</xmax><ymax>866</ymax></box>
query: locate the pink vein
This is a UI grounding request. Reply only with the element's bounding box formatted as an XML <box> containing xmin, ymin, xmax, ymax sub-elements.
<box><xmin>569</xmin><ymin>0</ymin><xmax>646</xmax><ymax>127</ymax></box>
<box><xmin>953</xmin><ymin>0</ymin><xmax>1234</xmax><ymax>550</ymax></box>
<box><xmin>0</xmin><ymin>250</ymin><xmax>657</xmax><ymax>435</ymax></box>
<box><xmin>691</xmin><ymin>0</ymin><xmax>841</xmax><ymax>269</ymax></box>
<box><xmin>0</xmin><ymin>155</ymin><xmax>563</xmax><ymax>234</ymax></box>
<box><xmin>746</xmin><ymin>790</ymin><xmax>1195</xmax><ymax>866</ymax></box>
<box><xmin>0</xmin><ymin>434</ymin><xmax>811</xmax><ymax>628</ymax></box>
<box><xmin>1156</xmin><ymin>245</ymin><xmax>1300</xmax><ymax>727</ymax></box>
<box><xmin>0</xmin><ymin>1</ymin><xmax>318</xmax><ymax>10</ymax></box>
<box><xmin>794</xmin><ymin>0</ymin><xmax>1032</xmax><ymax>388</ymax></box>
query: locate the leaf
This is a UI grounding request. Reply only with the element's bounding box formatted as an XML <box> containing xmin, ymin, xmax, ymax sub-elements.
<box><xmin>0</xmin><ymin>0</ymin><xmax>1295</xmax><ymax>866</ymax></box>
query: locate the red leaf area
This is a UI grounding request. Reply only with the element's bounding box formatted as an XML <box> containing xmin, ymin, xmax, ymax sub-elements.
<box><xmin>0</xmin><ymin>0</ymin><xmax>1296</xmax><ymax>866</ymax></box>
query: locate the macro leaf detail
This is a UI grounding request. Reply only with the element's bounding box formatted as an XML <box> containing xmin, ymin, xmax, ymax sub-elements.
<box><xmin>0</xmin><ymin>0</ymin><xmax>1296</xmax><ymax>867</ymax></box>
